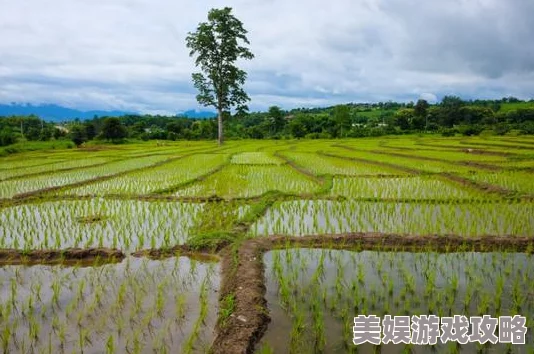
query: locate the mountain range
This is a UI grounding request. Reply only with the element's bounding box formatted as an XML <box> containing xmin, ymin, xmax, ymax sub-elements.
<box><xmin>0</xmin><ymin>103</ymin><xmax>216</xmax><ymax>121</ymax></box>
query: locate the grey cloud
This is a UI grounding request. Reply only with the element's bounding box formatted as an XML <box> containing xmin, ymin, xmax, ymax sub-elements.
<box><xmin>0</xmin><ymin>0</ymin><xmax>532</xmax><ymax>113</ymax></box>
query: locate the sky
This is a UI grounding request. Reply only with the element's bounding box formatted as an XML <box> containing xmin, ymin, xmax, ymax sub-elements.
<box><xmin>0</xmin><ymin>0</ymin><xmax>533</xmax><ymax>114</ymax></box>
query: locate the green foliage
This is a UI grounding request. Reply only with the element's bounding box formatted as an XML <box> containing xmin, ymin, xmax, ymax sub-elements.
<box><xmin>68</xmin><ymin>124</ymin><xmax>87</xmax><ymax>147</ymax></box>
<box><xmin>219</xmin><ymin>294</ymin><xmax>236</xmax><ymax>327</ymax></box>
<box><xmin>99</xmin><ymin>118</ymin><xmax>128</xmax><ymax>142</ymax></box>
<box><xmin>188</xmin><ymin>231</ymin><xmax>238</xmax><ymax>251</ymax></box>
<box><xmin>394</xmin><ymin>108</ymin><xmax>414</xmax><ymax>130</ymax></box>
<box><xmin>332</xmin><ymin>105</ymin><xmax>351</xmax><ymax>137</ymax></box>
<box><xmin>441</xmin><ymin>128</ymin><xmax>457</xmax><ymax>137</ymax></box>
<box><xmin>186</xmin><ymin>7</ymin><xmax>254</xmax><ymax>144</ymax></box>
<box><xmin>0</xmin><ymin>127</ymin><xmax>17</xmax><ymax>146</ymax></box>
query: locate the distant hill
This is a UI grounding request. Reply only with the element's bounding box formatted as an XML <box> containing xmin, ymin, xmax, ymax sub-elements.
<box><xmin>181</xmin><ymin>110</ymin><xmax>217</xmax><ymax>118</ymax></box>
<box><xmin>0</xmin><ymin>103</ymin><xmax>131</xmax><ymax>122</ymax></box>
<box><xmin>0</xmin><ymin>103</ymin><xmax>217</xmax><ymax>122</ymax></box>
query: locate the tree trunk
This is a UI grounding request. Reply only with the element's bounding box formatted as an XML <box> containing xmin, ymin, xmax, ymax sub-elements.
<box><xmin>217</xmin><ymin>108</ymin><xmax>224</xmax><ymax>145</ymax></box>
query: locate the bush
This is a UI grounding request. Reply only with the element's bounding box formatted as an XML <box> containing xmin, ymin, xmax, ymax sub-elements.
<box><xmin>68</xmin><ymin>125</ymin><xmax>87</xmax><ymax>147</ymax></box>
<box><xmin>519</xmin><ymin>122</ymin><xmax>534</xmax><ymax>135</ymax></box>
<box><xmin>167</xmin><ymin>131</ymin><xmax>179</xmax><ymax>141</ymax></box>
<box><xmin>440</xmin><ymin>128</ymin><xmax>457</xmax><ymax>137</ymax></box>
<box><xmin>0</xmin><ymin>128</ymin><xmax>17</xmax><ymax>146</ymax></box>
<box><xmin>459</xmin><ymin>125</ymin><xmax>484</xmax><ymax>136</ymax></box>
<box><xmin>493</xmin><ymin>123</ymin><xmax>511</xmax><ymax>136</ymax></box>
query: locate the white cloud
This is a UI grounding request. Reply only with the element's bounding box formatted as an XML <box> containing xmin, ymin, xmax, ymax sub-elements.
<box><xmin>0</xmin><ymin>0</ymin><xmax>532</xmax><ymax>113</ymax></box>
<box><xmin>419</xmin><ymin>93</ymin><xmax>438</xmax><ymax>103</ymax></box>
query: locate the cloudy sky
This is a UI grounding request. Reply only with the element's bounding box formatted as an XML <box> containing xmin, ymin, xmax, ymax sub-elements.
<box><xmin>1</xmin><ymin>0</ymin><xmax>533</xmax><ymax>114</ymax></box>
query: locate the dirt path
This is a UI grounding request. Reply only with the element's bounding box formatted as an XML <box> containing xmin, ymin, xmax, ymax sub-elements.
<box><xmin>0</xmin><ymin>247</ymin><xmax>124</xmax><ymax>265</ymax></box>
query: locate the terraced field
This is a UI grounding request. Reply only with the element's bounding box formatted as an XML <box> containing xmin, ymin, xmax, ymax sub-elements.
<box><xmin>1</xmin><ymin>136</ymin><xmax>533</xmax><ymax>353</ymax></box>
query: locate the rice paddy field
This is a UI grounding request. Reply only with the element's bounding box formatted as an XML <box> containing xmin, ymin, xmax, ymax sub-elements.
<box><xmin>0</xmin><ymin>136</ymin><xmax>533</xmax><ymax>353</ymax></box>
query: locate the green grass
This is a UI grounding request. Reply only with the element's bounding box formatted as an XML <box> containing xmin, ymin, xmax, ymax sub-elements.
<box><xmin>499</xmin><ymin>101</ymin><xmax>534</xmax><ymax>112</ymax></box>
<box><xmin>0</xmin><ymin>140</ymin><xmax>75</xmax><ymax>157</ymax></box>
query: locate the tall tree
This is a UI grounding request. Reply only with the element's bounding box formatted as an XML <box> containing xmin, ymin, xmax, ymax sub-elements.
<box><xmin>332</xmin><ymin>105</ymin><xmax>351</xmax><ymax>137</ymax></box>
<box><xmin>186</xmin><ymin>7</ymin><xmax>254</xmax><ymax>145</ymax></box>
<box><xmin>268</xmin><ymin>106</ymin><xmax>285</xmax><ymax>134</ymax></box>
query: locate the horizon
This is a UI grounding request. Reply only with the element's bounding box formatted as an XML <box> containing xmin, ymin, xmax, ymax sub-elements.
<box><xmin>1</xmin><ymin>96</ymin><xmax>534</xmax><ymax>122</ymax></box>
<box><xmin>1</xmin><ymin>0</ymin><xmax>533</xmax><ymax>114</ymax></box>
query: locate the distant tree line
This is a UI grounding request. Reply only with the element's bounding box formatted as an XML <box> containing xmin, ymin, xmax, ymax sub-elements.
<box><xmin>1</xmin><ymin>96</ymin><xmax>533</xmax><ymax>147</ymax></box>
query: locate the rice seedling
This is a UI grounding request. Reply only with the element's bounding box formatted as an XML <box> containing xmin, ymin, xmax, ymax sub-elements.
<box><xmin>0</xmin><ymin>256</ymin><xmax>219</xmax><ymax>353</ymax></box>
<box><xmin>60</xmin><ymin>153</ymin><xmax>229</xmax><ymax>196</ymax></box>
<box><xmin>0</xmin><ymin>199</ymin><xmax>204</xmax><ymax>251</ymax></box>
<box><xmin>330</xmin><ymin>176</ymin><xmax>480</xmax><ymax>199</ymax></box>
<box><xmin>0</xmin><ymin>157</ymin><xmax>114</xmax><ymax>181</ymax></box>
<box><xmin>259</xmin><ymin>248</ymin><xmax>534</xmax><ymax>353</ymax></box>
<box><xmin>250</xmin><ymin>199</ymin><xmax>534</xmax><ymax>237</ymax></box>
<box><xmin>464</xmin><ymin>171</ymin><xmax>534</xmax><ymax>196</ymax></box>
<box><xmin>325</xmin><ymin>146</ymin><xmax>480</xmax><ymax>174</ymax></box>
<box><xmin>231</xmin><ymin>152</ymin><xmax>284</xmax><ymax>165</ymax></box>
<box><xmin>279</xmin><ymin>151</ymin><xmax>407</xmax><ymax>176</ymax></box>
<box><xmin>0</xmin><ymin>155</ymin><xmax>170</xmax><ymax>199</ymax></box>
<box><xmin>174</xmin><ymin>164</ymin><xmax>321</xmax><ymax>198</ymax></box>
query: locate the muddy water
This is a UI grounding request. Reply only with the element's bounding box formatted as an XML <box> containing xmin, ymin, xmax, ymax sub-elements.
<box><xmin>257</xmin><ymin>249</ymin><xmax>534</xmax><ymax>353</ymax></box>
<box><xmin>0</xmin><ymin>256</ymin><xmax>219</xmax><ymax>353</ymax></box>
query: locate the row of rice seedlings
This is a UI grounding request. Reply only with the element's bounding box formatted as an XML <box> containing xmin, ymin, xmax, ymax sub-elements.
<box><xmin>325</xmin><ymin>147</ymin><xmax>478</xmax><ymax>174</ymax></box>
<box><xmin>175</xmin><ymin>164</ymin><xmax>321</xmax><ymax>199</ymax></box>
<box><xmin>466</xmin><ymin>138</ymin><xmax>534</xmax><ymax>150</ymax></box>
<box><xmin>490</xmin><ymin>159</ymin><xmax>534</xmax><ymax>169</ymax></box>
<box><xmin>280</xmin><ymin>151</ymin><xmax>407</xmax><ymax>176</ymax></box>
<box><xmin>231</xmin><ymin>152</ymin><xmax>284</xmax><ymax>165</ymax></box>
<box><xmin>212</xmin><ymin>140</ymin><xmax>276</xmax><ymax>154</ymax></box>
<box><xmin>0</xmin><ymin>156</ymin><xmax>68</xmax><ymax>170</ymax></box>
<box><xmin>384</xmin><ymin>148</ymin><xmax>508</xmax><ymax>163</ymax></box>
<box><xmin>0</xmin><ymin>199</ymin><xmax>203</xmax><ymax>251</ymax></box>
<box><xmin>0</xmin><ymin>155</ymin><xmax>170</xmax><ymax>199</ymax></box>
<box><xmin>334</xmin><ymin>138</ymin><xmax>385</xmax><ymax>151</ymax></box>
<box><xmin>0</xmin><ymin>157</ymin><xmax>114</xmax><ymax>181</ymax></box>
<box><xmin>250</xmin><ymin>200</ymin><xmax>534</xmax><ymax>237</ymax></box>
<box><xmin>464</xmin><ymin>171</ymin><xmax>534</xmax><ymax>196</ymax></box>
<box><xmin>254</xmin><ymin>140</ymin><xmax>296</xmax><ymax>153</ymax></box>
<box><xmin>60</xmin><ymin>153</ymin><xmax>229</xmax><ymax>196</ymax></box>
<box><xmin>257</xmin><ymin>248</ymin><xmax>534</xmax><ymax>353</ymax></box>
<box><xmin>492</xmin><ymin>136</ymin><xmax>534</xmax><ymax>144</ymax></box>
<box><xmin>120</xmin><ymin>141</ymin><xmax>217</xmax><ymax>157</ymax></box>
<box><xmin>0</xmin><ymin>256</ymin><xmax>219</xmax><ymax>353</ymax></box>
<box><xmin>419</xmin><ymin>138</ymin><xmax>534</xmax><ymax>156</ymax></box>
<box><xmin>330</xmin><ymin>176</ymin><xmax>482</xmax><ymax>200</ymax></box>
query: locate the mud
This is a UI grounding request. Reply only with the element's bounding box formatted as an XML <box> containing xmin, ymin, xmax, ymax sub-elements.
<box><xmin>0</xmin><ymin>247</ymin><xmax>125</xmax><ymax>265</ymax></box>
<box><xmin>131</xmin><ymin>244</ymin><xmax>221</xmax><ymax>262</ymax></box>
